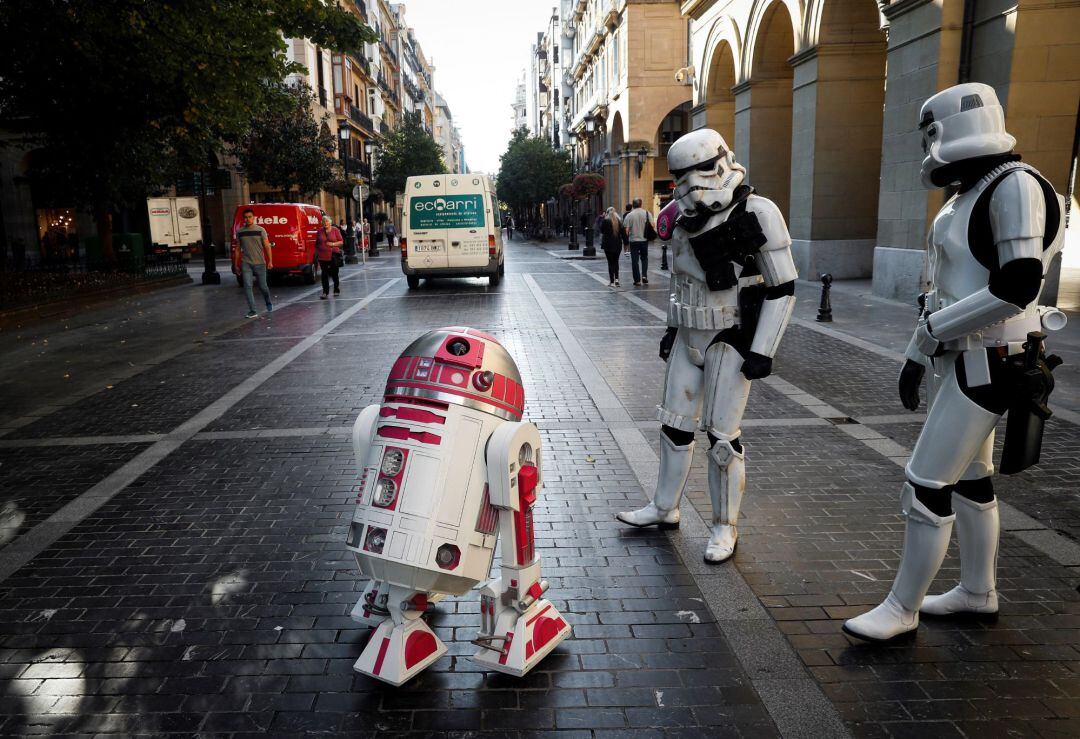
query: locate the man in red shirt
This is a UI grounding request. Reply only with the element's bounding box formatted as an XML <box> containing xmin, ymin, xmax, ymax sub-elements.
<box><xmin>315</xmin><ymin>215</ymin><xmax>344</xmax><ymax>299</ymax></box>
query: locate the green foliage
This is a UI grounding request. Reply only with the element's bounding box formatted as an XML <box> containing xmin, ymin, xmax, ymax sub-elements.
<box><xmin>372</xmin><ymin>111</ymin><xmax>447</xmax><ymax>199</ymax></box>
<box><xmin>495</xmin><ymin>127</ymin><xmax>571</xmax><ymax>215</ymax></box>
<box><xmin>0</xmin><ymin>0</ymin><xmax>375</xmax><ymax>214</ymax></box>
<box><xmin>238</xmin><ymin>83</ymin><xmax>338</xmax><ymax>199</ymax></box>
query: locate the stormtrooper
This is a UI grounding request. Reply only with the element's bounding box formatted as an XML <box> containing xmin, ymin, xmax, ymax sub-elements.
<box><xmin>616</xmin><ymin>128</ymin><xmax>797</xmax><ymax>562</ymax></box>
<box><xmin>844</xmin><ymin>82</ymin><xmax>1066</xmax><ymax>642</ymax></box>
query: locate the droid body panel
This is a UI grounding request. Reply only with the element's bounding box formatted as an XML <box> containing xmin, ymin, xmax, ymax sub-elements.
<box><xmin>346</xmin><ymin>328</ymin><xmax>569</xmax><ymax>684</ymax></box>
<box><xmin>844</xmin><ymin>83</ymin><xmax>1066</xmax><ymax>643</ymax></box>
<box><xmin>616</xmin><ymin>128</ymin><xmax>797</xmax><ymax>564</ymax></box>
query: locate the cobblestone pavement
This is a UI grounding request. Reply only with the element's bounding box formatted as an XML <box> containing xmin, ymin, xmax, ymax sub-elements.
<box><xmin>0</xmin><ymin>241</ymin><xmax>1076</xmax><ymax>737</ymax></box>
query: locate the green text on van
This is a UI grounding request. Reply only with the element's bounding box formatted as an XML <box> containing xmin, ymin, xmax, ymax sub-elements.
<box><xmin>410</xmin><ymin>195</ymin><xmax>485</xmax><ymax>230</ymax></box>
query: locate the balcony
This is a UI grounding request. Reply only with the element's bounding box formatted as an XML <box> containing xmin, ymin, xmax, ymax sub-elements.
<box><xmin>342</xmin><ymin>155</ymin><xmax>372</xmax><ymax>181</ymax></box>
<box><xmin>349</xmin><ymin>104</ymin><xmax>374</xmax><ymax>132</ymax></box>
<box><xmin>380</xmin><ymin>37</ymin><xmax>397</xmax><ymax>65</ymax></box>
<box><xmin>348</xmin><ymin>52</ymin><xmax>372</xmax><ymax>78</ymax></box>
<box><xmin>403</xmin><ymin>76</ymin><xmax>424</xmax><ymax>104</ymax></box>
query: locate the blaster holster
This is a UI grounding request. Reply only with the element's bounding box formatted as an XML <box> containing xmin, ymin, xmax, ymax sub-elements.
<box><xmin>999</xmin><ymin>331</ymin><xmax>1062</xmax><ymax>475</ymax></box>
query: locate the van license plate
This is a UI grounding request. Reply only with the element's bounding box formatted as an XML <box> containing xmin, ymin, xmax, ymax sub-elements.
<box><xmin>414</xmin><ymin>242</ymin><xmax>442</xmax><ymax>252</ymax></box>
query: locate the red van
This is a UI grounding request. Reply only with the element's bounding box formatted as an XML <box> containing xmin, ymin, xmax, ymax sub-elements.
<box><xmin>230</xmin><ymin>203</ymin><xmax>323</xmax><ymax>285</ymax></box>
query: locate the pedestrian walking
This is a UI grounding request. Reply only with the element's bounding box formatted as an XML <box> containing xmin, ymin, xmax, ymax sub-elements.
<box><xmin>234</xmin><ymin>207</ymin><xmax>273</xmax><ymax>318</ymax></box>
<box><xmin>600</xmin><ymin>207</ymin><xmax>623</xmax><ymax>287</ymax></box>
<box><xmin>506</xmin><ymin>215</ymin><xmax>514</xmax><ymax>241</ymax></box>
<box><xmin>622</xmin><ymin>198</ymin><xmax>656</xmax><ymax>287</ymax></box>
<box><xmin>316</xmin><ymin>214</ymin><xmax>344</xmax><ymax>299</ymax></box>
<box><xmin>385</xmin><ymin>221</ymin><xmax>397</xmax><ymax>249</ymax></box>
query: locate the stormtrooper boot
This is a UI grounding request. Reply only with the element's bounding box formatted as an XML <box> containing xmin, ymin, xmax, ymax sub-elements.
<box><xmin>617</xmin><ymin>434</ymin><xmax>694</xmax><ymax>529</ymax></box>
<box><xmin>844</xmin><ymin>484</ymin><xmax>955</xmax><ymax>641</ymax></box>
<box><xmin>921</xmin><ymin>493</ymin><xmax>999</xmax><ymax>616</ymax></box>
<box><xmin>704</xmin><ymin>438</ymin><xmax>745</xmax><ymax>564</ymax></box>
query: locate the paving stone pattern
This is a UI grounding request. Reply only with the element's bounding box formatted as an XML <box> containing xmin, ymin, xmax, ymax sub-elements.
<box><xmin>0</xmin><ymin>444</ymin><xmax>149</xmax><ymax>546</ymax></box>
<box><xmin>0</xmin><ymin>239</ymin><xmax>1076</xmax><ymax>737</ymax></box>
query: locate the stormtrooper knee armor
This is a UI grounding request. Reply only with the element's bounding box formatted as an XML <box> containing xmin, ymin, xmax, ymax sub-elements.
<box><xmin>616</xmin><ymin>128</ymin><xmax>797</xmax><ymax>564</ymax></box>
<box><xmin>844</xmin><ymin>82</ymin><xmax>1065</xmax><ymax>642</ymax></box>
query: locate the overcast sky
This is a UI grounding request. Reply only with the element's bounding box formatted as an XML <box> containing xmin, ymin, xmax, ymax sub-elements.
<box><xmin>398</xmin><ymin>0</ymin><xmax>557</xmax><ymax>175</ymax></box>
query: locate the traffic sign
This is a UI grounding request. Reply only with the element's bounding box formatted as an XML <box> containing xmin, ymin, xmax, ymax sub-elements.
<box><xmin>352</xmin><ymin>184</ymin><xmax>369</xmax><ymax>202</ymax></box>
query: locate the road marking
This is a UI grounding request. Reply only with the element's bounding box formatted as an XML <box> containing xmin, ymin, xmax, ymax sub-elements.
<box><xmin>0</xmin><ymin>265</ymin><xmax>381</xmax><ymax>439</ymax></box>
<box><xmin>522</xmin><ymin>269</ymin><xmax>851</xmax><ymax>739</ymax></box>
<box><xmin>0</xmin><ymin>278</ymin><xmax>400</xmax><ymax>585</ymax></box>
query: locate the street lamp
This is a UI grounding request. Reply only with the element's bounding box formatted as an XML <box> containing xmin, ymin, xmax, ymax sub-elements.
<box><xmin>636</xmin><ymin>146</ymin><xmax>649</xmax><ymax>177</ymax></box>
<box><xmin>363</xmin><ymin>139</ymin><xmax>377</xmax><ymax>257</ymax></box>
<box><xmin>585</xmin><ymin>115</ymin><xmax>595</xmax><ymax>134</ymax></box>
<box><xmin>339</xmin><ymin>127</ymin><xmax>358</xmax><ymax>264</ymax></box>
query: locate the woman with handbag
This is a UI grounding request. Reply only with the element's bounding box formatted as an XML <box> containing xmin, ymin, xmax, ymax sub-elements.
<box><xmin>316</xmin><ymin>215</ymin><xmax>344</xmax><ymax>299</ymax></box>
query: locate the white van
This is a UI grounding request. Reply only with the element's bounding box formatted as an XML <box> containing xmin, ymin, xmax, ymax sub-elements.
<box><xmin>400</xmin><ymin>174</ymin><xmax>505</xmax><ymax>288</ymax></box>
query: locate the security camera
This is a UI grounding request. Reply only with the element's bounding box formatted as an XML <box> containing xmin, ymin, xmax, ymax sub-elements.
<box><xmin>675</xmin><ymin>65</ymin><xmax>695</xmax><ymax>84</ymax></box>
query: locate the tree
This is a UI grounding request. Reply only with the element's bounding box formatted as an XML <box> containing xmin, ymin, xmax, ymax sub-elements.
<box><xmin>372</xmin><ymin>111</ymin><xmax>447</xmax><ymax>200</ymax></box>
<box><xmin>238</xmin><ymin>83</ymin><xmax>338</xmax><ymax>201</ymax></box>
<box><xmin>495</xmin><ymin>128</ymin><xmax>571</xmax><ymax>231</ymax></box>
<box><xmin>0</xmin><ymin>0</ymin><xmax>375</xmax><ymax>264</ymax></box>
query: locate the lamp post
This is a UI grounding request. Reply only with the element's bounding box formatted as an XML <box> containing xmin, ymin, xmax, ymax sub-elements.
<box><xmin>566</xmin><ymin>143</ymin><xmax>578</xmax><ymax>250</ymax></box>
<box><xmin>339</xmin><ymin>127</ymin><xmax>358</xmax><ymax>264</ymax></box>
<box><xmin>364</xmin><ymin>140</ymin><xmax>377</xmax><ymax>257</ymax></box>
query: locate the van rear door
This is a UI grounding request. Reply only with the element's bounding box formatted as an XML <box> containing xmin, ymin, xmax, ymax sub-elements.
<box><xmin>443</xmin><ymin>176</ymin><xmax>489</xmax><ymax>269</ymax></box>
<box><xmin>406</xmin><ymin>178</ymin><xmax>449</xmax><ymax>270</ymax></box>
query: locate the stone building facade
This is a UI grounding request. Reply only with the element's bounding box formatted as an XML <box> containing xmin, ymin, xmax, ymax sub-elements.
<box><xmin>684</xmin><ymin>0</ymin><xmax>1078</xmax><ymax>300</ymax></box>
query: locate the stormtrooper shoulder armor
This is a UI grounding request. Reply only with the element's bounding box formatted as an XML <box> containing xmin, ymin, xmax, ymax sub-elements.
<box><xmin>988</xmin><ymin>170</ymin><xmax>1046</xmax><ymax>255</ymax></box>
<box><xmin>745</xmin><ymin>196</ymin><xmax>797</xmax><ymax>286</ymax></box>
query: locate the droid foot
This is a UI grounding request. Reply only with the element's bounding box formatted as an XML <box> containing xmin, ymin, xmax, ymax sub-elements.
<box><xmin>616</xmin><ymin>503</ymin><xmax>680</xmax><ymax>530</ymax></box>
<box><xmin>354</xmin><ymin>617</ymin><xmax>446</xmax><ymax>686</ymax></box>
<box><xmin>472</xmin><ymin>598</ymin><xmax>571</xmax><ymax>677</ymax></box>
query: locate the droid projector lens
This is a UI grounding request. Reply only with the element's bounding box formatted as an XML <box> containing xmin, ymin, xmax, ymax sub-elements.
<box><xmin>374</xmin><ymin>478</ymin><xmax>397</xmax><ymax>507</ymax></box>
<box><xmin>380</xmin><ymin>448</ymin><xmax>404</xmax><ymax>477</ymax></box>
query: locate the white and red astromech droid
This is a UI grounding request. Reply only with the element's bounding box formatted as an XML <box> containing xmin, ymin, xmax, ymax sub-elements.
<box><xmin>345</xmin><ymin>327</ymin><xmax>571</xmax><ymax>685</ymax></box>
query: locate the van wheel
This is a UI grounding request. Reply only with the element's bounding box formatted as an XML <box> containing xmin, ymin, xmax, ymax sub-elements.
<box><xmin>499</xmin><ymin>263</ymin><xmax>505</xmax><ymax>277</ymax></box>
<box><xmin>303</xmin><ymin>262</ymin><xmax>317</xmax><ymax>285</ymax></box>
<box><xmin>488</xmin><ymin>271</ymin><xmax>501</xmax><ymax>287</ymax></box>
<box><xmin>406</xmin><ymin>275</ymin><xmax>420</xmax><ymax>289</ymax></box>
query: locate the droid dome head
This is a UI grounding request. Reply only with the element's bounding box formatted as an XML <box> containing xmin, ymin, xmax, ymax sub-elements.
<box><xmin>919</xmin><ymin>82</ymin><xmax>1015</xmax><ymax>189</ymax></box>
<box><xmin>667</xmin><ymin>128</ymin><xmax>745</xmax><ymax>217</ymax></box>
<box><xmin>384</xmin><ymin>327</ymin><xmax>524</xmax><ymax>421</ymax></box>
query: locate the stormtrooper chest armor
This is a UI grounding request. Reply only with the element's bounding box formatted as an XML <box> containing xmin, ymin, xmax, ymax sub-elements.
<box><xmin>668</xmin><ymin>209</ymin><xmax>763</xmax><ymax>331</ymax></box>
<box><xmin>927</xmin><ymin>190</ymin><xmax>988</xmax><ymax>310</ymax></box>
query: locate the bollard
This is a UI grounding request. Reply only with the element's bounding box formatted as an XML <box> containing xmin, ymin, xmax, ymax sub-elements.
<box><xmin>200</xmin><ymin>241</ymin><xmax>221</xmax><ymax>285</ymax></box>
<box><xmin>568</xmin><ymin>224</ymin><xmax>579</xmax><ymax>250</ymax></box>
<box><xmin>661</xmin><ymin>242</ymin><xmax>669</xmax><ymax>271</ymax></box>
<box><xmin>817</xmin><ymin>273</ymin><xmax>833</xmax><ymax>322</ymax></box>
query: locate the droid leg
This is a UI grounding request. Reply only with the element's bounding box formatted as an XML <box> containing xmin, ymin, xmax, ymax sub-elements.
<box><xmin>845</xmin><ymin>360</ymin><xmax>1000</xmax><ymax>641</ymax></box>
<box><xmin>473</xmin><ymin>422</ymin><xmax>571</xmax><ymax>676</ymax></box>
<box><xmin>353</xmin><ymin>584</ymin><xmax>446</xmax><ymax>686</ymax></box>
<box><xmin>921</xmin><ymin>439</ymin><xmax>1000</xmax><ymax>616</ymax></box>
<box><xmin>702</xmin><ymin>339</ymin><xmax>751</xmax><ymax>563</ymax></box>
<box><xmin>350</xmin><ymin>579</ymin><xmax>389</xmax><ymax>628</ymax></box>
<box><xmin>617</xmin><ymin>333</ymin><xmax>702</xmax><ymax>529</ymax></box>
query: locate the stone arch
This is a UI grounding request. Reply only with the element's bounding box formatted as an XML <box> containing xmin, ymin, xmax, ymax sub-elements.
<box><xmin>608</xmin><ymin>111</ymin><xmax>626</xmax><ymax>207</ymax></box>
<box><xmin>701</xmin><ymin>39</ymin><xmax>738</xmax><ymax>146</ymax></box>
<box><xmin>744</xmin><ymin>0</ymin><xmax>803</xmax><ymax>81</ymax></box>
<box><xmin>743</xmin><ymin>0</ymin><xmax>798</xmax><ymax>219</ymax></box>
<box><xmin>653</xmin><ymin>102</ymin><xmax>693</xmax><ymax>209</ymax></box>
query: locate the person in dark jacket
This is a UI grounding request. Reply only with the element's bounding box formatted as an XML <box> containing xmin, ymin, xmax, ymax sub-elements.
<box><xmin>600</xmin><ymin>207</ymin><xmax>624</xmax><ymax>287</ymax></box>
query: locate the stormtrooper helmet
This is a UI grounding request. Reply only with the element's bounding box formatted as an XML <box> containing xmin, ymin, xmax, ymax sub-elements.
<box><xmin>919</xmin><ymin>82</ymin><xmax>1016</xmax><ymax>188</ymax></box>
<box><xmin>667</xmin><ymin>129</ymin><xmax>745</xmax><ymax>217</ymax></box>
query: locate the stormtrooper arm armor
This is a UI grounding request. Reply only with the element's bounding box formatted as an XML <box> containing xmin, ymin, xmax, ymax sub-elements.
<box><xmin>749</xmin><ymin>200</ymin><xmax>797</xmax><ymax>358</ymax></box>
<box><xmin>912</xmin><ymin>171</ymin><xmax>1046</xmax><ymax>356</ymax></box>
